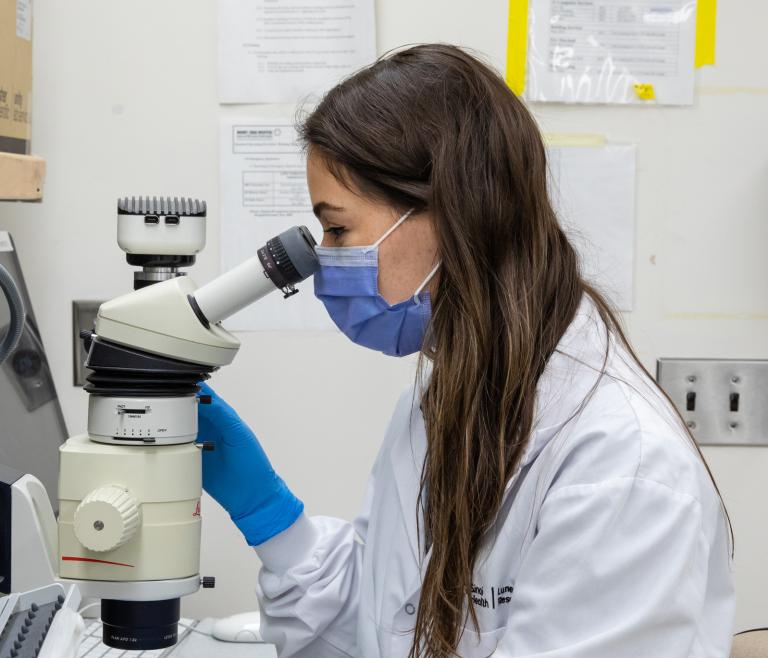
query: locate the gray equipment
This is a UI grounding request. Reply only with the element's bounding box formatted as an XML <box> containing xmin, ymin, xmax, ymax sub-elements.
<box><xmin>0</xmin><ymin>233</ymin><xmax>68</xmax><ymax>508</ymax></box>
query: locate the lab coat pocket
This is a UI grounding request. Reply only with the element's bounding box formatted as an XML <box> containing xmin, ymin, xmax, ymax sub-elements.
<box><xmin>456</xmin><ymin>625</ymin><xmax>507</xmax><ymax>657</ymax></box>
<box><xmin>385</xmin><ymin>626</ymin><xmax>505</xmax><ymax>658</ymax></box>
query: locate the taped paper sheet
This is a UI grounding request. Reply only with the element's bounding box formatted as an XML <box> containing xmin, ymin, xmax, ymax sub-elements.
<box><xmin>525</xmin><ymin>0</ymin><xmax>697</xmax><ymax>105</ymax></box>
<box><xmin>218</xmin><ymin>0</ymin><xmax>376</xmax><ymax>104</ymax></box>
<box><xmin>547</xmin><ymin>144</ymin><xmax>636</xmax><ymax>311</ymax></box>
<box><xmin>219</xmin><ymin>117</ymin><xmax>334</xmax><ymax>331</ymax></box>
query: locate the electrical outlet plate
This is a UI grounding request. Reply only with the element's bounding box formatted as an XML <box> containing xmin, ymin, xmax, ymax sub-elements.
<box><xmin>656</xmin><ymin>358</ymin><xmax>768</xmax><ymax>446</ymax></box>
<box><xmin>72</xmin><ymin>300</ymin><xmax>103</xmax><ymax>387</ymax></box>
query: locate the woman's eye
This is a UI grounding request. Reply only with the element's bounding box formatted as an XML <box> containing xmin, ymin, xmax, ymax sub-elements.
<box><xmin>324</xmin><ymin>226</ymin><xmax>346</xmax><ymax>239</ymax></box>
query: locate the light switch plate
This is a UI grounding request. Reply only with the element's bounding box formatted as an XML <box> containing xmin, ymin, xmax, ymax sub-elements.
<box><xmin>656</xmin><ymin>358</ymin><xmax>768</xmax><ymax>446</ymax></box>
<box><xmin>72</xmin><ymin>300</ymin><xmax>103</xmax><ymax>386</ymax></box>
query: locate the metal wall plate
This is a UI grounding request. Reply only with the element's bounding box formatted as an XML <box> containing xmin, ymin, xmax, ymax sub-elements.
<box><xmin>72</xmin><ymin>301</ymin><xmax>103</xmax><ymax>387</ymax></box>
<box><xmin>656</xmin><ymin>358</ymin><xmax>768</xmax><ymax>446</ymax></box>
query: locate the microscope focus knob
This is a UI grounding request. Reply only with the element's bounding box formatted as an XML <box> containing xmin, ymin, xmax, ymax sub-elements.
<box><xmin>74</xmin><ymin>485</ymin><xmax>142</xmax><ymax>552</ymax></box>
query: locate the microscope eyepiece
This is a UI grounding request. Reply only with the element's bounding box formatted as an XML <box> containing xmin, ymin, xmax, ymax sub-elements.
<box><xmin>257</xmin><ymin>225</ymin><xmax>319</xmax><ymax>293</ymax></box>
<box><xmin>191</xmin><ymin>225</ymin><xmax>319</xmax><ymax>325</ymax></box>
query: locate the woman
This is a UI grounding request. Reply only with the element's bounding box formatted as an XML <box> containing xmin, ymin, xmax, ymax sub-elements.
<box><xmin>198</xmin><ymin>44</ymin><xmax>734</xmax><ymax>657</ymax></box>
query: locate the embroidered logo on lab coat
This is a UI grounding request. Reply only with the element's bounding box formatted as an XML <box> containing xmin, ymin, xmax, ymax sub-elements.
<box><xmin>472</xmin><ymin>583</ymin><xmax>514</xmax><ymax>610</ymax></box>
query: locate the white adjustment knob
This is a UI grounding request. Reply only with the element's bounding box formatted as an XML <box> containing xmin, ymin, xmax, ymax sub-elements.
<box><xmin>73</xmin><ymin>485</ymin><xmax>141</xmax><ymax>552</ymax></box>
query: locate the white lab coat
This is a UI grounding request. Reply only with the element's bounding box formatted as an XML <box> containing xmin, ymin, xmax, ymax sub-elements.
<box><xmin>254</xmin><ymin>297</ymin><xmax>735</xmax><ymax>657</ymax></box>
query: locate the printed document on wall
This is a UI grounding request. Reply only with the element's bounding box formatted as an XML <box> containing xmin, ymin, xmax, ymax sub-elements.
<box><xmin>526</xmin><ymin>0</ymin><xmax>697</xmax><ymax>105</ymax></box>
<box><xmin>219</xmin><ymin>117</ymin><xmax>334</xmax><ymax>331</ymax></box>
<box><xmin>218</xmin><ymin>0</ymin><xmax>376</xmax><ymax>103</ymax></box>
<box><xmin>548</xmin><ymin>144</ymin><xmax>636</xmax><ymax>311</ymax></box>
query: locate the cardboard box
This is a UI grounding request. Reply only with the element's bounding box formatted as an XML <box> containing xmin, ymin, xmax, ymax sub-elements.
<box><xmin>0</xmin><ymin>0</ymin><xmax>32</xmax><ymax>155</ymax></box>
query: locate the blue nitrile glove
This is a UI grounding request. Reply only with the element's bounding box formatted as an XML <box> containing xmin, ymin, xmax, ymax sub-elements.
<box><xmin>195</xmin><ymin>382</ymin><xmax>303</xmax><ymax>546</ymax></box>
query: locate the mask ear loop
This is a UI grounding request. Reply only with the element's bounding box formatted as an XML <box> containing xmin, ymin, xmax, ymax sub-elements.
<box><xmin>363</xmin><ymin>208</ymin><xmax>415</xmax><ymax>254</ymax></box>
<box><xmin>412</xmin><ymin>262</ymin><xmax>441</xmax><ymax>305</ymax></box>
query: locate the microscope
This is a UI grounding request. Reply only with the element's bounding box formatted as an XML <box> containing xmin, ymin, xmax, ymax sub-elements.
<box><xmin>1</xmin><ymin>197</ymin><xmax>318</xmax><ymax>650</ymax></box>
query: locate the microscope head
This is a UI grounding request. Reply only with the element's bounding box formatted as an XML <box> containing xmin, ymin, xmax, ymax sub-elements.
<box><xmin>94</xmin><ymin>220</ymin><xmax>318</xmax><ymax>369</ymax></box>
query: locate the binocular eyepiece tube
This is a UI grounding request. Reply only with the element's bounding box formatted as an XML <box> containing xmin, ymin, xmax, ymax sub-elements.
<box><xmin>191</xmin><ymin>226</ymin><xmax>319</xmax><ymax>326</ymax></box>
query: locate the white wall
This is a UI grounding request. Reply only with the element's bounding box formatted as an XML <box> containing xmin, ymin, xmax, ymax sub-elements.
<box><xmin>0</xmin><ymin>0</ymin><xmax>766</xmax><ymax>629</ymax></box>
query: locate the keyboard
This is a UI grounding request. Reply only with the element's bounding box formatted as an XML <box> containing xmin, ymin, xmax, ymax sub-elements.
<box><xmin>0</xmin><ymin>583</ymin><xmax>79</xmax><ymax>658</ymax></box>
<box><xmin>77</xmin><ymin>618</ymin><xmax>199</xmax><ymax>657</ymax></box>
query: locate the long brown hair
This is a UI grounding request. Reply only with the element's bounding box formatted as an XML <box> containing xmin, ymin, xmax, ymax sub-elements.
<box><xmin>300</xmin><ymin>43</ymin><xmax>729</xmax><ymax>657</ymax></box>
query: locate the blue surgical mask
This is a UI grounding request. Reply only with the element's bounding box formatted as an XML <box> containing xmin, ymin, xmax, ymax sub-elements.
<box><xmin>314</xmin><ymin>208</ymin><xmax>440</xmax><ymax>357</ymax></box>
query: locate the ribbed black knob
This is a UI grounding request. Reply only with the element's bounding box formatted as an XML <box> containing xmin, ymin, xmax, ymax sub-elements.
<box><xmin>267</xmin><ymin>236</ymin><xmax>300</xmax><ymax>284</ymax></box>
<box><xmin>118</xmin><ymin>196</ymin><xmax>207</xmax><ymax>217</ymax></box>
<box><xmin>202</xmin><ymin>576</ymin><xmax>216</xmax><ymax>588</ymax></box>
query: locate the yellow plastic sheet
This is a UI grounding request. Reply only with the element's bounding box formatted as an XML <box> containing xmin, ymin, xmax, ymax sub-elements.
<box><xmin>505</xmin><ymin>0</ymin><xmax>529</xmax><ymax>96</ymax></box>
<box><xmin>695</xmin><ymin>0</ymin><xmax>717</xmax><ymax>67</ymax></box>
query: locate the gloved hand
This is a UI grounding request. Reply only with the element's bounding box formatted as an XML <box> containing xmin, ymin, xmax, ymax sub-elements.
<box><xmin>196</xmin><ymin>382</ymin><xmax>303</xmax><ymax>546</ymax></box>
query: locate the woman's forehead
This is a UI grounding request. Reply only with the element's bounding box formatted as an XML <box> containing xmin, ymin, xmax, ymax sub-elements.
<box><xmin>307</xmin><ymin>154</ymin><xmax>381</xmax><ymax>215</ymax></box>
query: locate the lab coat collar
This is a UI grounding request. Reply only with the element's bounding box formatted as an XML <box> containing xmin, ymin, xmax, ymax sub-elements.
<box><xmin>513</xmin><ymin>294</ymin><xmax>608</xmax><ymax>475</ymax></box>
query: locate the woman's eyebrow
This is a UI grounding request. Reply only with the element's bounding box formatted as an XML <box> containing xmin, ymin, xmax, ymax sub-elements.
<box><xmin>312</xmin><ymin>201</ymin><xmax>345</xmax><ymax>219</ymax></box>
